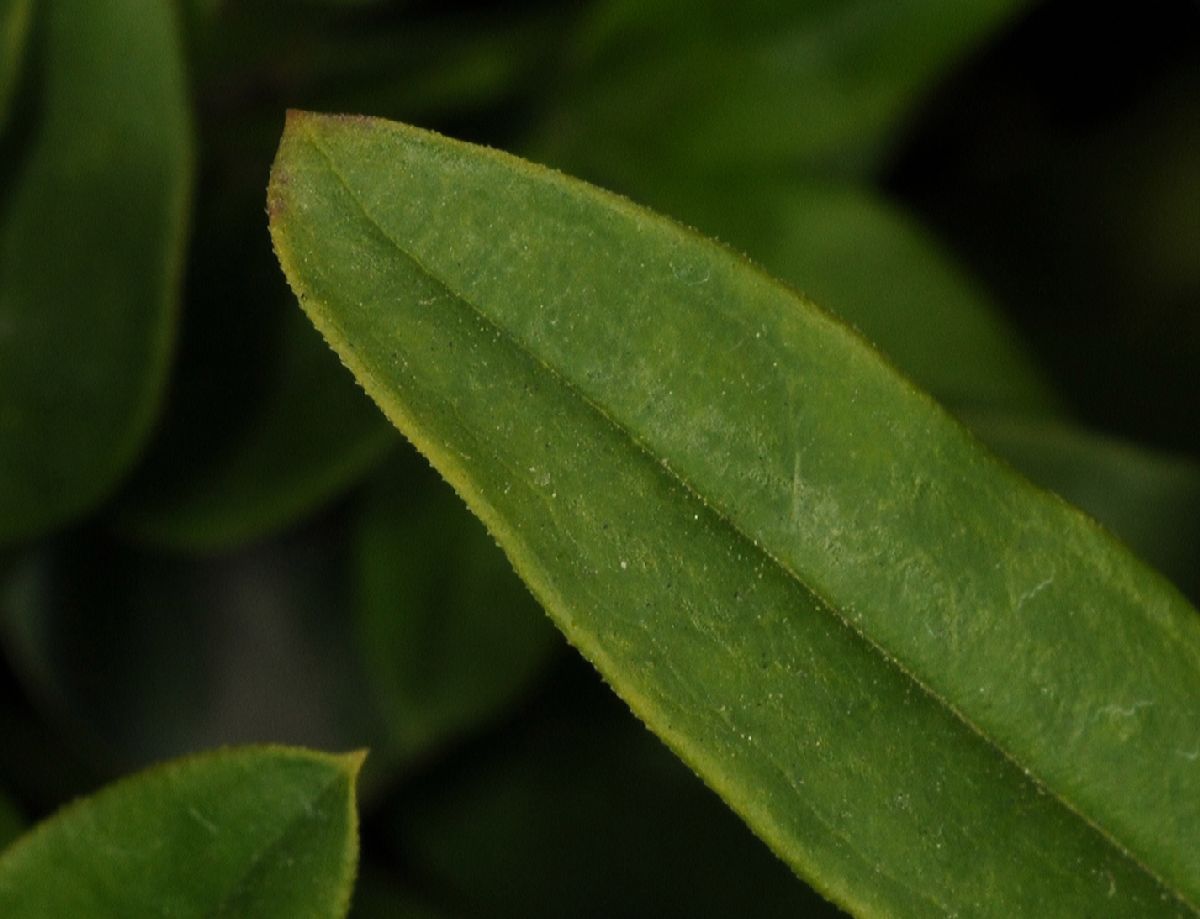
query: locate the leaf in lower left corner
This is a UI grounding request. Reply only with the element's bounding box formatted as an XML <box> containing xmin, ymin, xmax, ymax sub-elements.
<box><xmin>0</xmin><ymin>746</ymin><xmax>363</xmax><ymax>918</ymax></box>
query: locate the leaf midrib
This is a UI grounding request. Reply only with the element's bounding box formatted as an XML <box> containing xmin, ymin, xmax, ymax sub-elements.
<box><xmin>280</xmin><ymin>146</ymin><xmax>944</xmax><ymax>919</ymax></box>
<box><xmin>295</xmin><ymin>122</ymin><xmax>1195</xmax><ymax>915</ymax></box>
<box><xmin>210</xmin><ymin>767</ymin><xmax>348</xmax><ymax>916</ymax></box>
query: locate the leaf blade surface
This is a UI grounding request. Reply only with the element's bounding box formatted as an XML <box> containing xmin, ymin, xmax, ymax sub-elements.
<box><xmin>269</xmin><ymin>112</ymin><xmax>1200</xmax><ymax>917</ymax></box>
<box><xmin>635</xmin><ymin>181</ymin><xmax>1060</xmax><ymax>415</ymax></box>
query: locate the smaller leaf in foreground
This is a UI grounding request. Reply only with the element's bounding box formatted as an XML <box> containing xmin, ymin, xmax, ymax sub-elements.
<box><xmin>0</xmin><ymin>746</ymin><xmax>363</xmax><ymax>918</ymax></box>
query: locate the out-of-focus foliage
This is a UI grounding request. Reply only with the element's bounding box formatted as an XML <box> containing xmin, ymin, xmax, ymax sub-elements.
<box><xmin>532</xmin><ymin>0</ymin><xmax>1035</xmax><ymax>183</ymax></box>
<box><xmin>0</xmin><ymin>0</ymin><xmax>191</xmax><ymax>545</ymax></box>
<box><xmin>0</xmin><ymin>0</ymin><xmax>1196</xmax><ymax>914</ymax></box>
<box><xmin>118</xmin><ymin>305</ymin><xmax>396</xmax><ymax>552</ymax></box>
<box><xmin>0</xmin><ymin>0</ymin><xmax>32</xmax><ymax>132</ymax></box>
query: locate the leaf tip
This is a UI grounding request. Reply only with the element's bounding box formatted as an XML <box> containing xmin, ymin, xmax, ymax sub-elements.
<box><xmin>267</xmin><ymin>114</ymin><xmax>312</xmax><ymax>227</ymax></box>
<box><xmin>337</xmin><ymin>748</ymin><xmax>370</xmax><ymax>781</ymax></box>
<box><xmin>283</xmin><ymin>107</ymin><xmax>318</xmax><ymax>129</ymax></box>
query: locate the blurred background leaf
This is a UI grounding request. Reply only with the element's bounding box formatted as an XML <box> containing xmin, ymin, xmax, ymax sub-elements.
<box><xmin>0</xmin><ymin>0</ymin><xmax>192</xmax><ymax>546</ymax></box>
<box><xmin>0</xmin><ymin>0</ymin><xmax>32</xmax><ymax>134</ymax></box>
<box><xmin>0</xmin><ymin>657</ymin><xmax>97</xmax><ymax>814</ymax></box>
<box><xmin>1</xmin><ymin>517</ymin><xmax>375</xmax><ymax>774</ymax></box>
<box><xmin>349</xmin><ymin>878</ymin><xmax>456</xmax><ymax>919</ymax></box>
<box><xmin>530</xmin><ymin>0</ymin><xmax>1036</xmax><ymax>188</ymax></box>
<box><xmin>891</xmin><ymin>0</ymin><xmax>1200</xmax><ymax>456</ymax></box>
<box><xmin>117</xmin><ymin>302</ymin><xmax>396</xmax><ymax>553</ymax></box>
<box><xmin>114</xmin><ymin>2</ymin><xmax>573</xmax><ymax>553</ymax></box>
<box><xmin>2</xmin><ymin>442</ymin><xmax>559</xmax><ymax>796</ymax></box>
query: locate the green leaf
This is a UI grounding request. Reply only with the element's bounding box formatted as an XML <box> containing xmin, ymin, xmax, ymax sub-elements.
<box><xmin>0</xmin><ymin>746</ymin><xmax>362</xmax><ymax>917</ymax></box>
<box><xmin>968</xmin><ymin>413</ymin><xmax>1200</xmax><ymax>604</ymax></box>
<box><xmin>638</xmin><ymin>180</ymin><xmax>1060</xmax><ymax>415</ymax></box>
<box><xmin>0</xmin><ymin>0</ymin><xmax>32</xmax><ymax>133</ymax></box>
<box><xmin>269</xmin><ymin>113</ymin><xmax>1200</xmax><ymax>917</ymax></box>
<box><xmin>355</xmin><ymin>455</ymin><xmax>560</xmax><ymax>766</ymax></box>
<box><xmin>534</xmin><ymin>0</ymin><xmax>1034</xmax><ymax>184</ymax></box>
<box><xmin>654</xmin><ymin>186</ymin><xmax>1200</xmax><ymax>595</ymax></box>
<box><xmin>0</xmin><ymin>0</ymin><xmax>192</xmax><ymax>545</ymax></box>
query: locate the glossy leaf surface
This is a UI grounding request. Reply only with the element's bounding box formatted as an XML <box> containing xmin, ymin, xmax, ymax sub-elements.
<box><xmin>269</xmin><ymin>114</ymin><xmax>1200</xmax><ymax>917</ymax></box>
<box><xmin>0</xmin><ymin>746</ymin><xmax>362</xmax><ymax>917</ymax></box>
<box><xmin>0</xmin><ymin>0</ymin><xmax>191</xmax><ymax>545</ymax></box>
